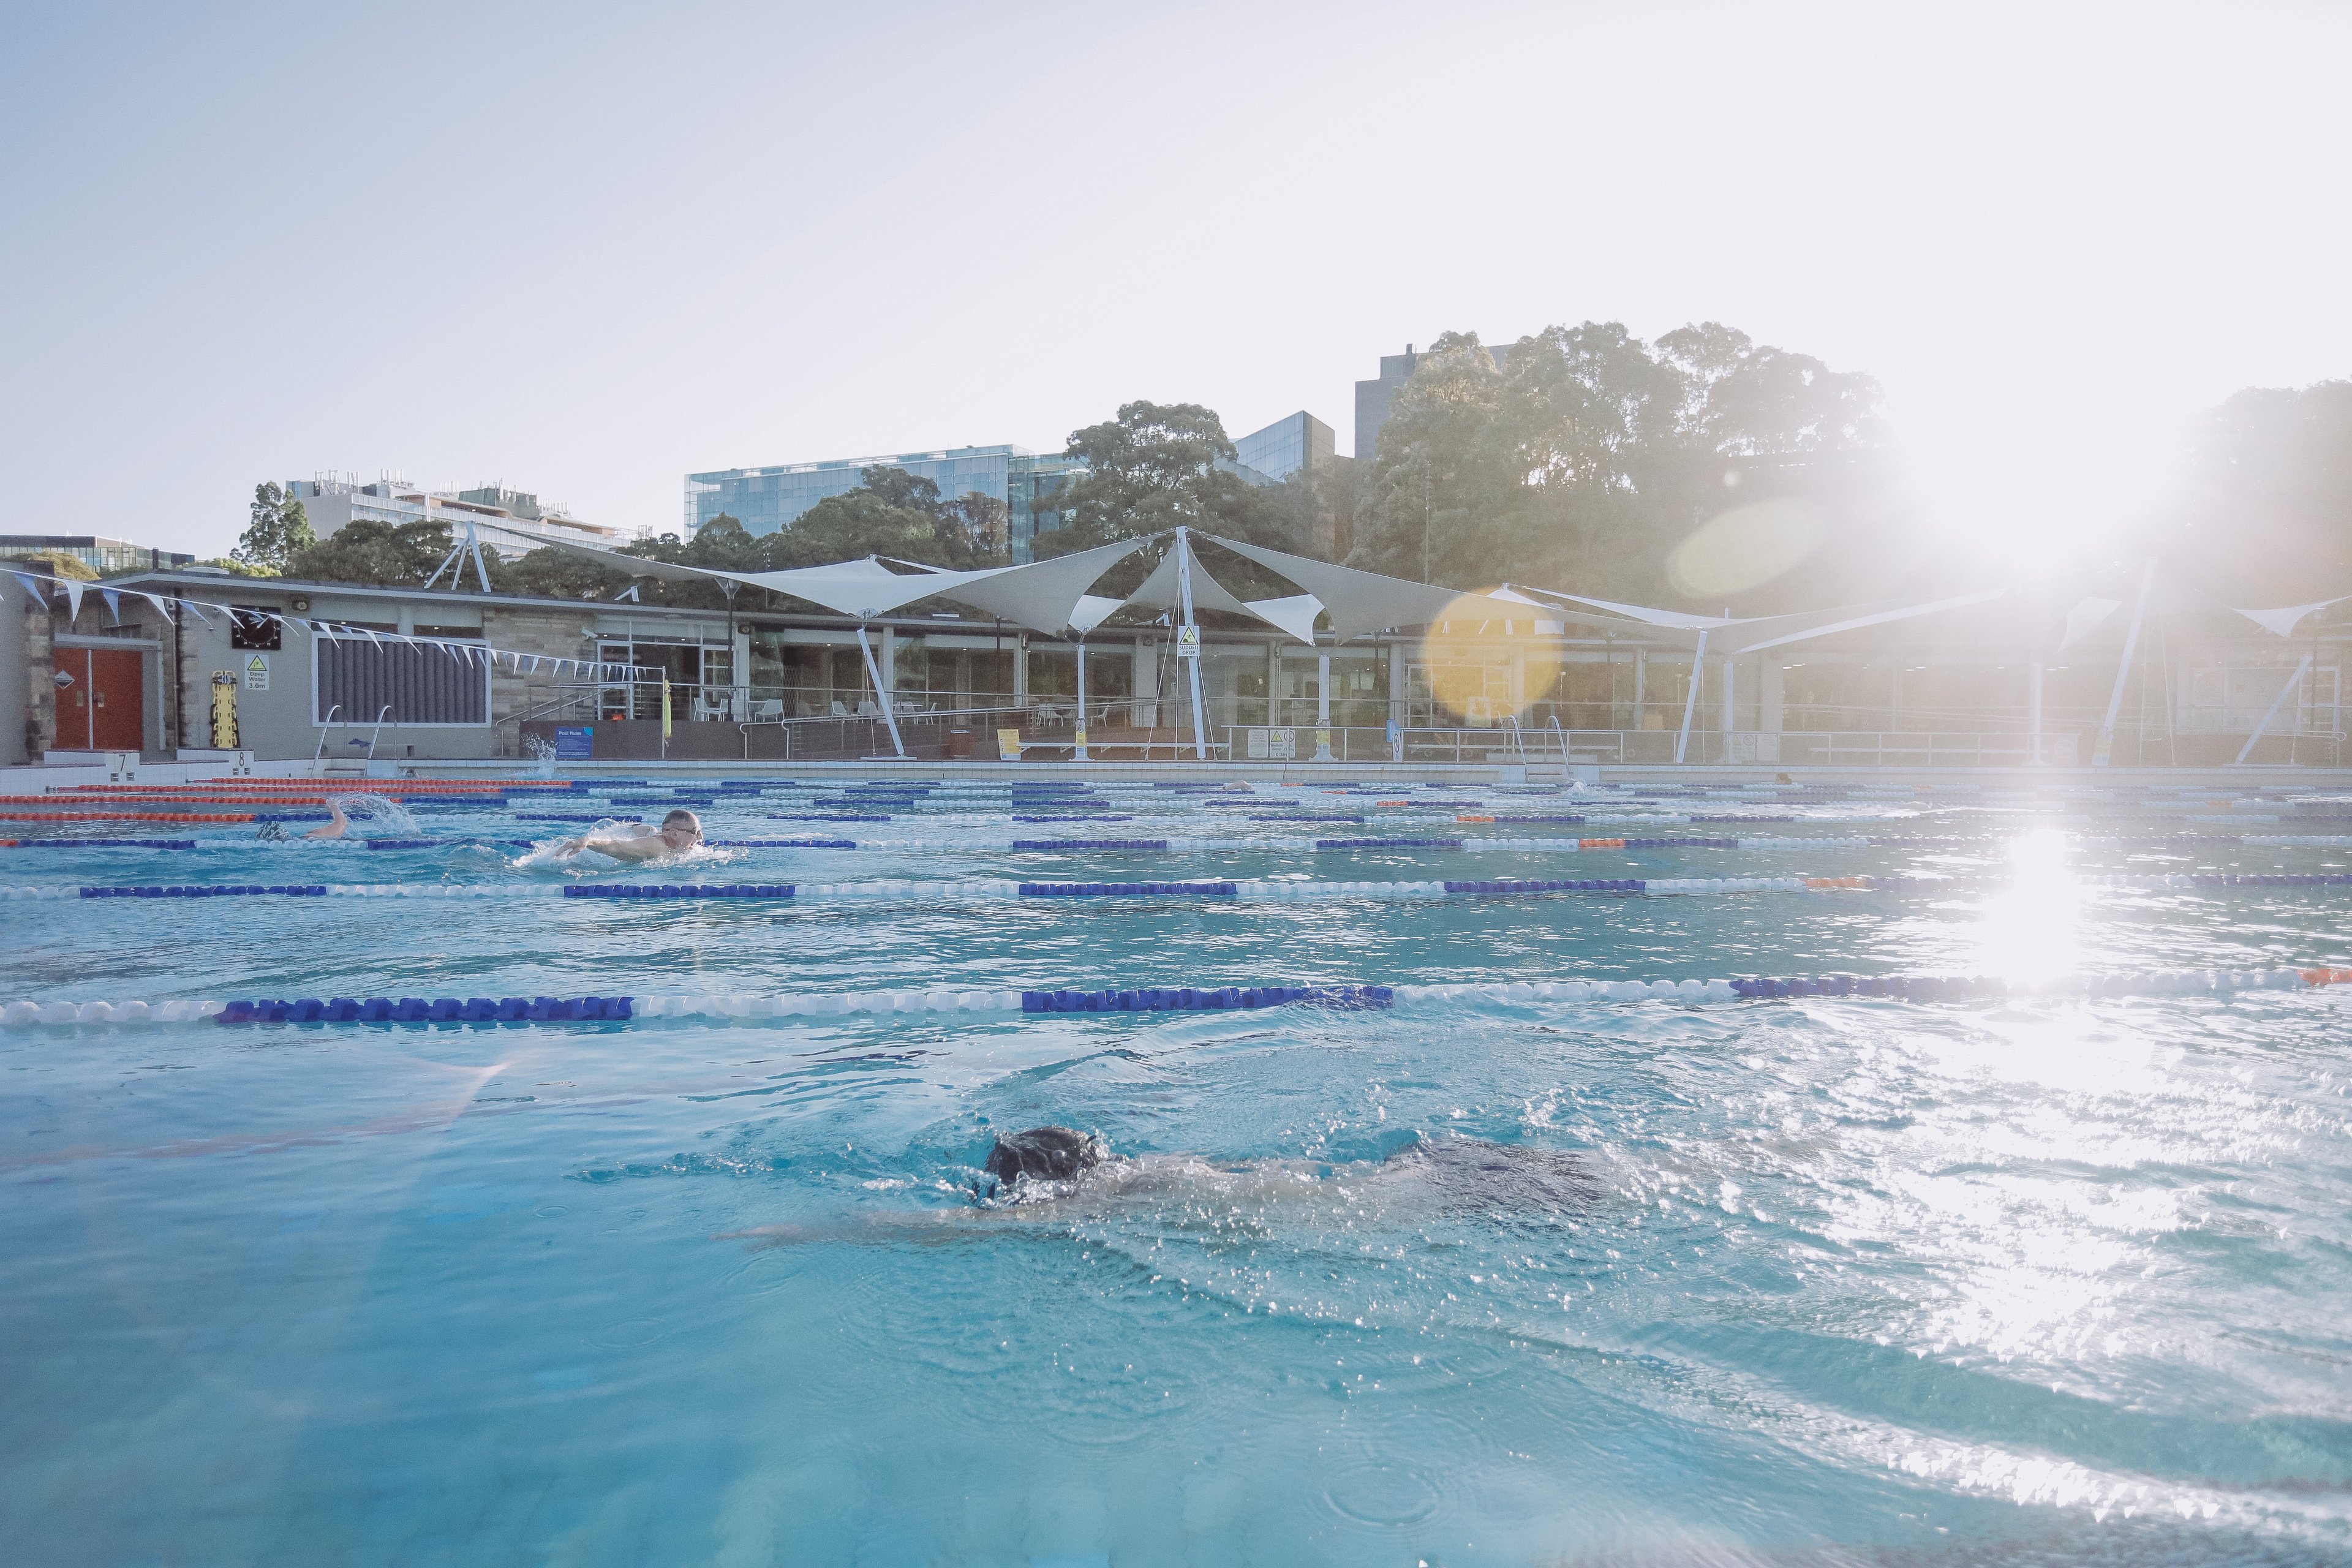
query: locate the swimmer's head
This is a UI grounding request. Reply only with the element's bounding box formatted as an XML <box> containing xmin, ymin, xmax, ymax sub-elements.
<box><xmin>981</xmin><ymin>1126</ymin><xmax>1102</xmax><ymax>1193</ymax></box>
<box><xmin>658</xmin><ymin>809</ymin><xmax>703</xmax><ymax>851</ymax></box>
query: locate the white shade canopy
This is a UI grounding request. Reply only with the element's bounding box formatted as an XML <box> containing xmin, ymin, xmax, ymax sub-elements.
<box><xmin>547</xmin><ymin>535</ymin><xmax>1150</xmax><ymax>634</ymax></box>
<box><xmin>1125</xmin><ymin>540</ymin><xmax>1322</xmax><ymax>646</ymax></box>
<box><xmin>2231</xmin><ymin>595</ymin><xmax>2352</xmax><ymax>639</ymax></box>
<box><xmin>1504</xmin><ymin>581</ymin><xmax>2007</xmax><ymax>655</ymax></box>
<box><xmin>1204</xmin><ymin>535</ymin><xmax>1467</xmax><ymax>640</ymax></box>
<box><xmin>919</xmin><ymin>537</ymin><xmax>1152</xmax><ymax>635</ymax></box>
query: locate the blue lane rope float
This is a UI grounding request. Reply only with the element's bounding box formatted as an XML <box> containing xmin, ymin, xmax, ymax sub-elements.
<box><xmin>1</xmin><ymin>839</ymin><xmax>197</xmax><ymax>850</ymax></box>
<box><xmin>706</xmin><ymin>839</ymin><xmax>858</xmax><ymax>849</ymax></box>
<box><xmin>14</xmin><ymin>965</ymin><xmax>2352</xmax><ymax>1029</ymax></box>
<box><xmin>211</xmin><ymin>995</ymin><xmax>635</xmax><ymax>1024</ymax></box>
<box><xmin>1318</xmin><ymin>838</ymin><xmax>1466</xmax><ymax>849</ymax></box>
<box><xmin>513</xmin><ymin>813</ymin><xmax>644</xmax><ymax>823</ymax></box>
<box><xmin>769</xmin><ymin>814</ymin><xmax>893</xmax><ymax>823</ymax></box>
<box><xmin>1010</xmin><ymin>840</ymin><xmax>1170</xmax><ymax>851</ymax></box>
<box><xmin>1011</xmin><ymin>815</ymin><xmax>1137</xmax><ymax>823</ymax></box>
<box><xmin>1020</xmin><ymin>984</ymin><xmax>1391</xmax><ymax>1012</ymax></box>
<box><xmin>364</xmin><ymin>839</ymin><xmax>537</xmax><ymax>850</ymax></box>
<box><xmin>75</xmin><ymin>884</ymin><xmax>332</xmax><ymax>898</ymax></box>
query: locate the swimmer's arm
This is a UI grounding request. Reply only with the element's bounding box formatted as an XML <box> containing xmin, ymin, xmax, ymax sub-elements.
<box><xmin>303</xmin><ymin>799</ymin><xmax>349</xmax><ymax>840</ymax></box>
<box><xmin>551</xmin><ymin>828</ymin><xmax>650</xmax><ymax>860</ymax></box>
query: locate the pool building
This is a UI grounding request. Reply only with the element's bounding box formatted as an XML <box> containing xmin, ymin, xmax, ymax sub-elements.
<box><xmin>5</xmin><ymin>564</ymin><xmax>2344</xmax><ymax>771</ymax></box>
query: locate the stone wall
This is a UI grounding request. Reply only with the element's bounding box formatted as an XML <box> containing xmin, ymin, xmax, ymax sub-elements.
<box><xmin>480</xmin><ymin>605</ymin><xmax>605</xmax><ymax>758</ymax></box>
<box><xmin>14</xmin><ymin>594</ymin><xmax>55</xmax><ymax>761</ymax></box>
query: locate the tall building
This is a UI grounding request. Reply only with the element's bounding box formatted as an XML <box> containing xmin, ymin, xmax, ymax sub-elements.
<box><xmin>1354</xmin><ymin>347</ymin><xmax>1421</xmax><ymax>465</ymax></box>
<box><xmin>0</xmin><ymin>535</ymin><xmax>193</xmax><ymax>574</ymax></box>
<box><xmin>1231</xmin><ymin>410</ymin><xmax>1335</xmax><ymax>483</ymax></box>
<box><xmin>285</xmin><ymin>475</ymin><xmax>629</xmax><ymax>560</ymax></box>
<box><xmin>1353</xmin><ymin>340</ymin><xmax>1512</xmax><ymax>463</ymax></box>
<box><xmin>685</xmin><ymin>412</ymin><xmax>1330</xmax><ymax>563</ymax></box>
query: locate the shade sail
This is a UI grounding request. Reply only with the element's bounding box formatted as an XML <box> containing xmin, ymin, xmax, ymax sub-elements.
<box><xmin>550</xmin><ymin>534</ymin><xmax>1150</xmax><ymax>631</ymax></box>
<box><xmin>928</xmin><ymin>537</ymin><xmax>1152</xmax><ymax>635</ymax></box>
<box><xmin>542</xmin><ymin>538</ymin><xmax>739</xmax><ymax>586</ymax></box>
<box><xmin>1202</xmin><ymin>536</ymin><xmax>1466</xmax><ymax>640</ymax></box>
<box><xmin>727</xmin><ymin>559</ymin><xmax>1012</xmax><ymax>619</ymax></box>
<box><xmin>2232</xmin><ymin>595</ymin><xmax>2352</xmax><ymax>639</ymax></box>
<box><xmin>1126</xmin><ymin>541</ymin><xmax>1319</xmax><ymax>646</ymax></box>
<box><xmin>1714</xmin><ymin>588</ymin><xmax>2007</xmax><ymax>655</ymax></box>
<box><xmin>1242</xmin><ymin>594</ymin><xmax>1325</xmax><ymax>647</ymax></box>
<box><xmin>2058</xmin><ymin>597</ymin><xmax>2124</xmax><ymax>652</ymax></box>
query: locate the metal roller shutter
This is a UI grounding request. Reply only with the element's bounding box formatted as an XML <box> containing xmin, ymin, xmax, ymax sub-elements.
<box><xmin>315</xmin><ymin>638</ymin><xmax>489</xmax><ymax>726</ymax></box>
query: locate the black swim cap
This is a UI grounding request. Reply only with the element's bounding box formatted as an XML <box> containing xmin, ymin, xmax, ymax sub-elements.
<box><xmin>982</xmin><ymin>1126</ymin><xmax>1102</xmax><ymax>1185</ymax></box>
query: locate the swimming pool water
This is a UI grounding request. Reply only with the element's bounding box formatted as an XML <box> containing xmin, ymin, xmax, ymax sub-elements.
<box><xmin>5</xmin><ymin>778</ymin><xmax>2352</xmax><ymax>1564</ymax></box>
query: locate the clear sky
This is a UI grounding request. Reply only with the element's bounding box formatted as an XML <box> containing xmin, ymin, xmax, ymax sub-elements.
<box><xmin>3</xmin><ymin>1</ymin><xmax>2345</xmax><ymax>567</ymax></box>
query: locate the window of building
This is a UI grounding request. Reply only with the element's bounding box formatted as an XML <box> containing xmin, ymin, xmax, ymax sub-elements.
<box><xmin>312</xmin><ymin>635</ymin><xmax>489</xmax><ymax>727</ymax></box>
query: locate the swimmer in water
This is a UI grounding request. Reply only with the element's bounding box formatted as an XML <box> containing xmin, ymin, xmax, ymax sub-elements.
<box><xmin>721</xmin><ymin>1126</ymin><xmax>1600</xmax><ymax>1248</ymax></box>
<box><xmin>552</xmin><ymin>808</ymin><xmax>703</xmax><ymax>863</ymax></box>
<box><xmin>257</xmin><ymin>795</ymin><xmax>355</xmax><ymax>841</ymax></box>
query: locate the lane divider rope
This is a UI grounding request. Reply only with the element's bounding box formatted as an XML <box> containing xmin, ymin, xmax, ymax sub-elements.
<box><xmin>16</xmin><ymin>870</ymin><xmax>2352</xmax><ymax>903</ymax></box>
<box><xmin>10</xmin><ymin>967</ymin><xmax>2352</xmax><ymax>1030</ymax></box>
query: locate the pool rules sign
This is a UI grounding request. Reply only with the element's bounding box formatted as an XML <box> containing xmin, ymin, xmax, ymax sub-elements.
<box><xmin>243</xmin><ymin>653</ymin><xmax>269</xmax><ymax>691</ymax></box>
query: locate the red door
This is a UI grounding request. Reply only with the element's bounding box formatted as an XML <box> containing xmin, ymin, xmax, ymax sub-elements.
<box><xmin>59</xmin><ymin>649</ymin><xmax>145</xmax><ymax>751</ymax></box>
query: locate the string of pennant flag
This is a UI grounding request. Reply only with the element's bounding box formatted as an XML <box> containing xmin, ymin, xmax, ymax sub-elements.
<box><xmin>4</xmin><ymin>567</ymin><xmax>658</xmax><ymax>682</ymax></box>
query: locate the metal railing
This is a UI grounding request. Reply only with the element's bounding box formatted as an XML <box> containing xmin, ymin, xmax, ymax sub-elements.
<box><xmin>502</xmin><ymin>678</ymin><xmax>2351</xmax><ymax>767</ymax></box>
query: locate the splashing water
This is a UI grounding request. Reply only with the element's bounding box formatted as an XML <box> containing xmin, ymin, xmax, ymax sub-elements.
<box><xmin>329</xmin><ymin>793</ymin><xmax>420</xmax><ymax>835</ymax></box>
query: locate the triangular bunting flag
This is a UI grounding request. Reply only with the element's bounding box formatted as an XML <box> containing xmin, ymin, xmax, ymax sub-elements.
<box><xmin>65</xmin><ymin>579</ymin><xmax>88</xmax><ymax>623</ymax></box>
<box><xmin>12</xmin><ymin>573</ymin><xmax>41</xmax><ymax>604</ymax></box>
<box><xmin>101</xmin><ymin>588</ymin><xmax>121</xmax><ymax>622</ymax></box>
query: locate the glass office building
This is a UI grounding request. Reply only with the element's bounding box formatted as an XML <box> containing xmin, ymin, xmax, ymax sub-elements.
<box><xmin>1231</xmin><ymin>411</ymin><xmax>1333</xmax><ymax>483</ymax></box>
<box><xmin>685</xmin><ymin>446</ymin><xmax>1085</xmax><ymax>561</ymax></box>
<box><xmin>687</xmin><ymin>413</ymin><xmax>1324</xmax><ymax>562</ymax></box>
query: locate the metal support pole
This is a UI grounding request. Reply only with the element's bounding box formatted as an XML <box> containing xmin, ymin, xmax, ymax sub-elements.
<box><xmin>2028</xmin><ymin>658</ymin><xmax>2044</xmax><ymax>764</ymax></box>
<box><xmin>1675</xmin><ymin>630</ymin><xmax>1708</xmax><ymax>765</ymax></box>
<box><xmin>1176</xmin><ymin>528</ymin><xmax>1208</xmax><ymax>761</ymax></box>
<box><xmin>722</xmin><ymin>581</ymin><xmax>742</xmax><ymax>720</ymax></box>
<box><xmin>2095</xmin><ymin>560</ymin><xmax>2155</xmax><ymax>766</ymax></box>
<box><xmin>855</xmin><ymin>625</ymin><xmax>905</xmax><ymax>758</ymax></box>
<box><xmin>1314</xmin><ymin>649</ymin><xmax>1333</xmax><ymax>760</ymax></box>
<box><xmin>1074</xmin><ymin>639</ymin><xmax>1090</xmax><ymax>761</ymax></box>
<box><xmin>2234</xmin><ymin>654</ymin><xmax>2312</xmax><ymax>765</ymax></box>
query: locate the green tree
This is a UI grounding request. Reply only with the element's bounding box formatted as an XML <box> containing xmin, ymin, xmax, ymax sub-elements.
<box><xmin>1036</xmin><ymin>401</ymin><xmax>1314</xmax><ymax>559</ymax></box>
<box><xmin>232</xmin><ymin>482</ymin><xmax>314</xmax><ymax>575</ymax></box>
<box><xmin>284</xmin><ymin>519</ymin><xmax>450</xmax><ymax>586</ymax></box>
<box><xmin>1345</xmin><ymin>322</ymin><xmax>1891</xmax><ymax>607</ymax></box>
<box><xmin>757</xmin><ymin>469</ymin><xmax>1009</xmax><ymax>572</ymax></box>
<box><xmin>497</xmin><ymin>546</ymin><xmax>633</xmax><ymax>600</ymax></box>
<box><xmin>2159</xmin><ymin>380</ymin><xmax>2352</xmax><ymax>598</ymax></box>
<box><xmin>760</xmin><ymin>488</ymin><xmax>940</xmax><ymax>570</ymax></box>
<box><xmin>1345</xmin><ymin>333</ymin><xmax>1511</xmax><ymax>586</ymax></box>
<box><xmin>935</xmin><ymin>491</ymin><xmax>1010</xmax><ymax>568</ymax></box>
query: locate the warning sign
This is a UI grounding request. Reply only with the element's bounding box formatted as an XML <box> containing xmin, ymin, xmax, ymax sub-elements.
<box><xmin>243</xmin><ymin>653</ymin><xmax>270</xmax><ymax>691</ymax></box>
<box><xmin>1176</xmin><ymin>625</ymin><xmax>1201</xmax><ymax>658</ymax></box>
